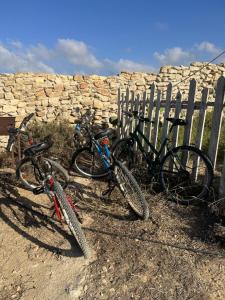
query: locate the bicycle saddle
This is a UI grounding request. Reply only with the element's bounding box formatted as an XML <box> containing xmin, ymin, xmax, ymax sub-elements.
<box><xmin>24</xmin><ymin>138</ymin><xmax>53</xmax><ymax>156</ymax></box>
<box><xmin>166</xmin><ymin>118</ymin><xmax>187</xmax><ymax>126</ymax></box>
<box><xmin>95</xmin><ymin>128</ymin><xmax>115</xmax><ymax>140</ymax></box>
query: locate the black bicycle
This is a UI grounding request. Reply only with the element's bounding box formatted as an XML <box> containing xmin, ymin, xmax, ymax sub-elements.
<box><xmin>14</xmin><ymin>136</ymin><xmax>90</xmax><ymax>258</ymax></box>
<box><xmin>111</xmin><ymin>111</ymin><xmax>214</xmax><ymax>204</ymax></box>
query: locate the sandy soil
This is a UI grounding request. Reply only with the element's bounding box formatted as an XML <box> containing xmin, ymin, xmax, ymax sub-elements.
<box><xmin>1</xmin><ymin>171</ymin><xmax>225</xmax><ymax>300</ymax></box>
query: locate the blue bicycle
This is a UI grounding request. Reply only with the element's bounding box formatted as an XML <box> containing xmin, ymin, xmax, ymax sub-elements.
<box><xmin>70</xmin><ymin>112</ymin><xmax>149</xmax><ymax>220</ymax></box>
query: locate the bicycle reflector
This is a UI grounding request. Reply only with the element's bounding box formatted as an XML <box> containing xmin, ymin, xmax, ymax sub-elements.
<box><xmin>100</xmin><ymin>136</ymin><xmax>110</xmax><ymax>146</ymax></box>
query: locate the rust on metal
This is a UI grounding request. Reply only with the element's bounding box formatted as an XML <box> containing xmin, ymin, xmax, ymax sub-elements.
<box><xmin>0</xmin><ymin>117</ymin><xmax>15</xmax><ymax>135</ymax></box>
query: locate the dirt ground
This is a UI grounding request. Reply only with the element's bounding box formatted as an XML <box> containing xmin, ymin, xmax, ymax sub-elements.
<box><xmin>1</xmin><ymin>170</ymin><xmax>225</xmax><ymax>300</ymax></box>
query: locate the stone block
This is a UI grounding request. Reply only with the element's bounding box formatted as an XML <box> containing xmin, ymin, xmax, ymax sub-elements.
<box><xmin>93</xmin><ymin>99</ymin><xmax>103</xmax><ymax>109</ymax></box>
<box><xmin>5</xmin><ymin>92</ymin><xmax>14</xmax><ymax>100</ymax></box>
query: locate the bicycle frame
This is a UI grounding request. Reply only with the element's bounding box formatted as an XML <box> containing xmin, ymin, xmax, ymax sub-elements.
<box><xmin>129</xmin><ymin>122</ymin><xmax>171</xmax><ymax>165</ymax></box>
<box><xmin>91</xmin><ymin>138</ymin><xmax>111</xmax><ymax>170</ymax></box>
<box><xmin>29</xmin><ymin>156</ymin><xmax>78</xmax><ymax>223</ymax></box>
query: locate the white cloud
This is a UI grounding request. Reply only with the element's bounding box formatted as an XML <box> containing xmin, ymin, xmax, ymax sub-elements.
<box><xmin>29</xmin><ymin>43</ymin><xmax>54</xmax><ymax>61</ymax></box>
<box><xmin>154</xmin><ymin>47</ymin><xmax>193</xmax><ymax>65</ymax></box>
<box><xmin>195</xmin><ymin>41</ymin><xmax>221</xmax><ymax>55</ymax></box>
<box><xmin>154</xmin><ymin>41</ymin><xmax>224</xmax><ymax>66</ymax></box>
<box><xmin>56</xmin><ymin>38</ymin><xmax>103</xmax><ymax>69</ymax></box>
<box><xmin>0</xmin><ymin>38</ymin><xmax>222</xmax><ymax>74</ymax></box>
<box><xmin>0</xmin><ymin>39</ymin><xmax>155</xmax><ymax>74</ymax></box>
<box><xmin>0</xmin><ymin>43</ymin><xmax>54</xmax><ymax>73</ymax></box>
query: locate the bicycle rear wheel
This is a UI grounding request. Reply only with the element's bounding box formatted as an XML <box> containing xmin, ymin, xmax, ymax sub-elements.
<box><xmin>114</xmin><ymin>160</ymin><xmax>149</xmax><ymax>220</ymax></box>
<box><xmin>70</xmin><ymin>147</ymin><xmax>110</xmax><ymax>178</ymax></box>
<box><xmin>53</xmin><ymin>181</ymin><xmax>89</xmax><ymax>258</ymax></box>
<box><xmin>16</xmin><ymin>157</ymin><xmax>69</xmax><ymax>190</ymax></box>
<box><xmin>160</xmin><ymin>145</ymin><xmax>213</xmax><ymax>204</ymax></box>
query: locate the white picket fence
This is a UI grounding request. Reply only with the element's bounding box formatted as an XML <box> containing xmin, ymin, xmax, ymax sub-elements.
<box><xmin>117</xmin><ymin>76</ymin><xmax>225</xmax><ymax>198</ymax></box>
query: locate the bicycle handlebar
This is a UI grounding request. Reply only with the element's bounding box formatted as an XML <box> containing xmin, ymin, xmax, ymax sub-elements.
<box><xmin>122</xmin><ymin>110</ymin><xmax>155</xmax><ymax>124</ymax></box>
<box><xmin>6</xmin><ymin>113</ymin><xmax>35</xmax><ymax>152</ymax></box>
<box><xmin>19</xmin><ymin>112</ymin><xmax>35</xmax><ymax>129</ymax></box>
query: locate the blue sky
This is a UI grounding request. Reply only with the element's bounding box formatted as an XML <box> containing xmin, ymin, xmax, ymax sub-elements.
<box><xmin>0</xmin><ymin>0</ymin><xmax>224</xmax><ymax>75</ymax></box>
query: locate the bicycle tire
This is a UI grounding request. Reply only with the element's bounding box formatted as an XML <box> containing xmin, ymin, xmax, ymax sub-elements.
<box><xmin>70</xmin><ymin>147</ymin><xmax>110</xmax><ymax>178</ymax></box>
<box><xmin>16</xmin><ymin>157</ymin><xmax>69</xmax><ymax>190</ymax></box>
<box><xmin>160</xmin><ymin>145</ymin><xmax>213</xmax><ymax>204</ymax></box>
<box><xmin>112</xmin><ymin>138</ymin><xmax>135</xmax><ymax>169</ymax></box>
<box><xmin>114</xmin><ymin>160</ymin><xmax>149</xmax><ymax>220</ymax></box>
<box><xmin>53</xmin><ymin>181</ymin><xmax>90</xmax><ymax>258</ymax></box>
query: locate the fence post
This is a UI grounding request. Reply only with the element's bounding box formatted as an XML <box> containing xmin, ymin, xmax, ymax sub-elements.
<box><xmin>145</xmin><ymin>83</ymin><xmax>155</xmax><ymax>149</ymax></box>
<box><xmin>117</xmin><ymin>88</ymin><xmax>121</xmax><ymax>136</ymax></box>
<box><xmin>129</xmin><ymin>91</ymin><xmax>135</xmax><ymax>134</ymax></box>
<box><xmin>183</xmin><ymin>79</ymin><xmax>196</xmax><ymax>146</ymax></box>
<box><xmin>171</xmin><ymin>91</ymin><xmax>182</xmax><ymax>148</ymax></box>
<box><xmin>141</xmin><ymin>91</ymin><xmax>147</xmax><ymax>147</ymax></box>
<box><xmin>208</xmin><ymin>76</ymin><xmax>225</xmax><ymax>169</ymax></box>
<box><xmin>161</xmin><ymin>83</ymin><xmax>172</xmax><ymax>156</ymax></box>
<box><xmin>124</xmin><ymin>87</ymin><xmax>130</xmax><ymax>137</ymax></box>
<box><xmin>120</xmin><ymin>93</ymin><xmax>125</xmax><ymax>138</ymax></box>
<box><xmin>134</xmin><ymin>94</ymin><xmax>140</xmax><ymax>151</ymax></box>
<box><xmin>192</xmin><ymin>88</ymin><xmax>209</xmax><ymax>180</ymax></box>
<box><xmin>152</xmin><ymin>90</ymin><xmax>161</xmax><ymax>149</ymax></box>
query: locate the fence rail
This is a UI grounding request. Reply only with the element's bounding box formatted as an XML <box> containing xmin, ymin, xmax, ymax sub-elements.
<box><xmin>117</xmin><ymin>76</ymin><xmax>225</xmax><ymax>198</ymax></box>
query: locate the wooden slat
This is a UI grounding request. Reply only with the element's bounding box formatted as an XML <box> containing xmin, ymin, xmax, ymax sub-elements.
<box><xmin>192</xmin><ymin>88</ymin><xmax>209</xmax><ymax>180</ymax></box>
<box><xmin>120</xmin><ymin>93</ymin><xmax>125</xmax><ymax>138</ymax></box>
<box><xmin>152</xmin><ymin>90</ymin><xmax>161</xmax><ymax>149</ymax></box>
<box><xmin>145</xmin><ymin>83</ymin><xmax>155</xmax><ymax>148</ymax></box>
<box><xmin>171</xmin><ymin>91</ymin><xmax>182</xmax><ymax>148</ymax></box>
<box><xmin>129</xmin><ymin>90</ymin><xmax>135</xmax><ymax>134</ymax></box>
<box><xmin>183</xmin><ymin>79</ymin><xmax>196</xmax><ymax>145</ymax></box>
<box><xmin>124</xmin><ymin>88</ymin><xmax>130</xmax><ymax>137</ymax></box>
<box><xmin>182</xmin><ymin>79</ymin><xmax>196</xmax><ymax>167</ymax></box>
<box><xmin>161</xmin><ymin>83</ymin><xmax>172</xmax><ymax>156</ymax></box>
<box><xmin>134</xmin><ymin>94</ymin><xmax>140</xmax><ymax>151</ymax></box>
<box><xmin>140</xmin><ymin>91</ymin><xmax>147</xmax><ymax>147</ymax></box>
<box><xmin>219</xmin><ymin>152</ymin><xmax>225</xmax><ymax>198</ymax></box>
<box><xmin>208</xmin><ymin>76</ymin><xmax>225</xmax><ymax>169</ymax></box>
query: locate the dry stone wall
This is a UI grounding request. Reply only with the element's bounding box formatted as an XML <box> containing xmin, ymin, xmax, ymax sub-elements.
<box><xmin>0</xmin><ymin>62</ymin><xmax>225</xmax><ymax>148</ymax></box>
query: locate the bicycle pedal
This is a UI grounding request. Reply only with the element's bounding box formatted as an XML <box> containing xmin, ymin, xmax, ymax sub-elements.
<box><xmin>32</xmin><ymin>186</ymin><xmax>44</xmax><ymax>195</ymax></box>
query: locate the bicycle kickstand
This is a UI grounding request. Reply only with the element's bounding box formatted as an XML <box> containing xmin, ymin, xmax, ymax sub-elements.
<box><xmin>101</xmin><ymin>178</ymin><xmax>116</xmax><ymax>201</ymax></box>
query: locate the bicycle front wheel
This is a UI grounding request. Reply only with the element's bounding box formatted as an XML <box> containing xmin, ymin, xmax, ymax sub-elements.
<box><xmin>54</xmin><ymin>181</ymin><xmax>90</xmax><ymax>258</ymax></box>
<box><xmin>114</xmin><ymin>160</ymin><xmax>149</xmax><ymax>220</ymax></box>
<box><xmin>112</xmin><ymin>138</ymin><xmax>135</xmax><ymax>169</ymax></box>
<box><xmin>160</xmin><ymin>145</ymin><xmax>213</xmax><ymax>204</ymax></box>
<box><xmin>16</xmin><ymin>157</ymin><xmax>69</xmax><ymax>190</ymax></box>
<box><xmin>70</xmin><ymin>147</ymin><xmax>110</xmax><ymax>178</ymax></box>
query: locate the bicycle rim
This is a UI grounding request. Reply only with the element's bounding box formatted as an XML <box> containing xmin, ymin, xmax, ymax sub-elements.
<box><xmin>114</xmin><ymin>160</ymin><xmax>149</xmax><ymax>220</ymax></box>
<box><xmin>74</xmin><ymin>147</ymin><xmax>109</xmax><ymax>178</ymax></box>
<box><xmin>160</xmin><ymin>146</ymin><xmax>212</xmax><ymax>203</ymax></box>
<box><xmin>54</xmin><ymin>181</ymin><xmax>90</xmax><ymax>258</ymax></box>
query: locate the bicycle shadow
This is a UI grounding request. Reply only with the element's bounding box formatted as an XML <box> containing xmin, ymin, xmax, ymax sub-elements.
<box><xmin>68</xmin><ymin>178</ymin><xmax>140</xmax><ymax>222</ymax></box>
<box><xmin>0</xmin><ymin>177</ymin><xmax>84</xmax><ymax>258</ymax></box>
